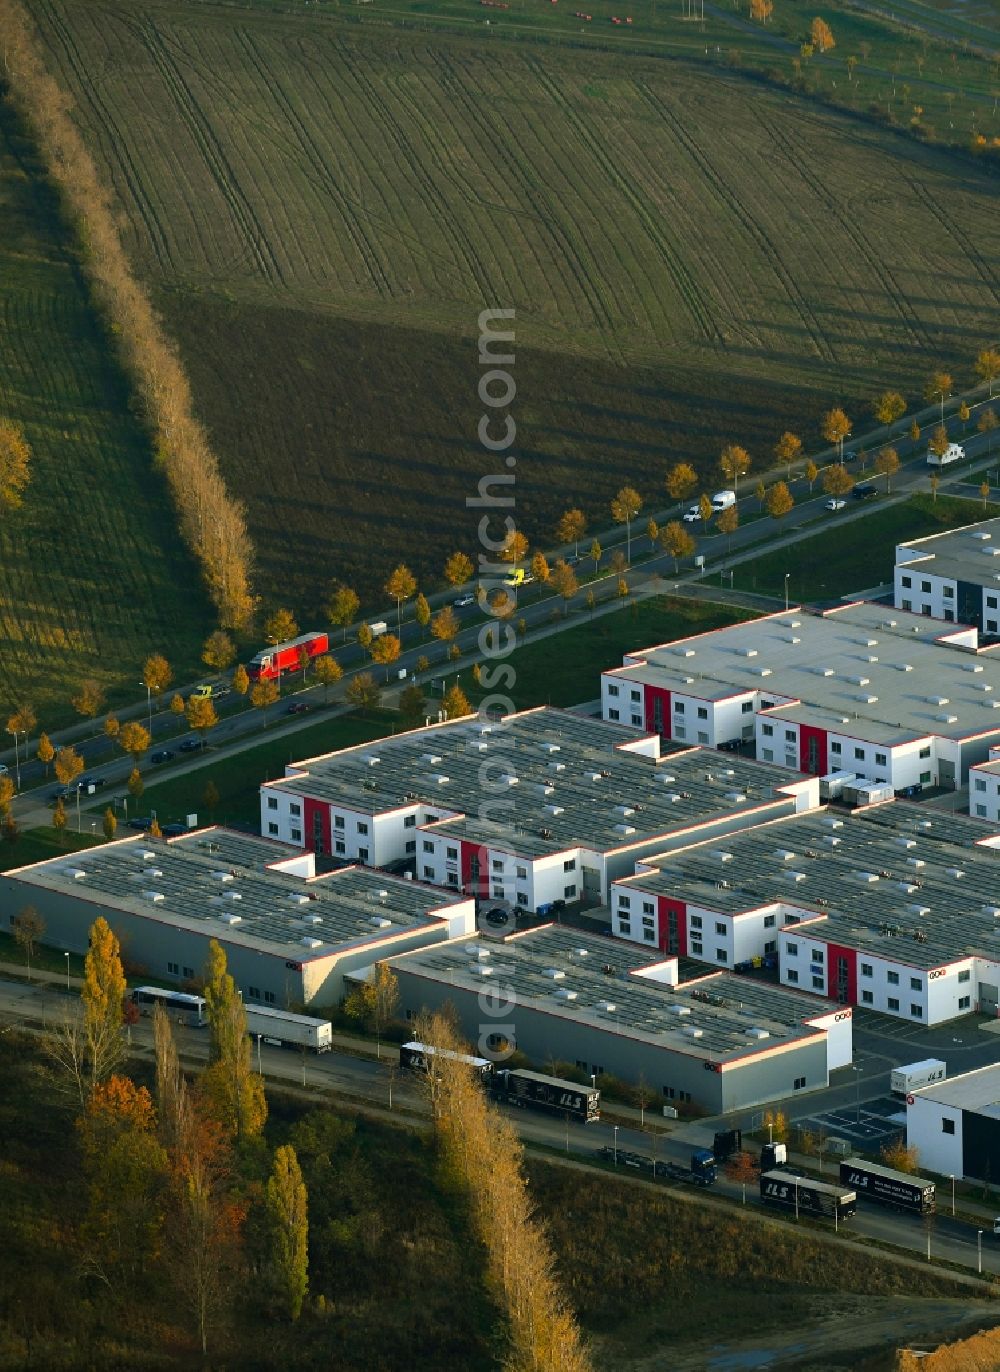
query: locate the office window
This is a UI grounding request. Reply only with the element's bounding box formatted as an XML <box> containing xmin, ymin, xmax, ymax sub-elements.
<box><xmin>785</xmin><ymin>729</ymin><xmax>796</xmax><ymax>742</ymax></box>
<box><xmin>975</xmin><ymin>777</ymin><xmax>987</xmax><ymax>792</ymax></box>
<box><xmin>563</xmin><ymin>858</ymin><xmax>576</xmax><ymax>872</ymax></box>
<box><xmin>404</xmin><ymin>815</ymin><xmax>416</xmax><ymax>828</ymax></box>
<box><xmin>793</xmin><ymin>1077</ymin><xmax>806</xmax><ymax>1091</ymax></box>
<box><xmin>267</xmin><ymin>796</ymin><xmax>278</xmax><ymax>811</ymax></box>
<box><xmin>697</xmin><ymin>707</ymin><xmax>708</xmax><ymax>720</ymax></box>
<box><xmin>910</xmin><ymin>1004</ymin><xmax>923</xmax><ymax>1018</ymax></box>
<box><xmin>630</xmin><ymin>689</ymin><xmax>641</xmax><ymax>703</ymax></box>
<box><xmin>921</xmin><ymin>580</ymin><xmax>931</xmax><ymax>592</ymax></box>
<box><xmin>862</xmin><ymin>989</ymin><xmax>873</xmax><ymax>1004</ymax></box>
<box><xmin>632</xmin><ymin>715</ymin><xmax>642</xmax><ymax>727</ymax></box>
<box><xmin>618</xmin><ymin>895</ymin><xmax>632</xmax><ymax>910</ymax></box>
<box><xmin>764</xmin><ymin>940</ymin><xmax>776</xmax><ymax>954</ymax></box>
<box><xmin>901</xmin><ymin>600</ymin><xmax>912</xmax><ymax>611</ymax></box>
<box><xmin>920</xmin><ymin>771</ymin><xmax>931</xmax><ymax>784</ymax></box>
<box><xmin>492</xmin><ymin>859</ymin><xmax>504</xmax><ymax>872</ymax></box>
<box><xmin>268</xmin><ymin>822</ymin><xmax>279</xmax><ymax>835</ymax></box>
<box><xmin>875</xmin><ymin>752</ymin><xmax>887</xmax><ymax>766</ymax></box>
<box><xmin>423</xmin><ymin>840</ymin><xmax>435</xmax><ymax>854</ymax></box>
<box><xmin>715</xmin><ymin>921</ymin><xmax>726</xmax><ymax>935</ymax></box>
<box><xmin>493</xmin><ymin>885</ymin><xmax>504</xmax><ymax>899</ymax></box>
<box><xmin>675</xmin><ymin>725</ymin><xmax>686</xmax><ymax>739</ymax></box>
<box><xmin>959</xmin><ymin>969</ymin><xmax>971</xmax><ymax>983</ymax></box>
<box><xmin>642</xmin><ymin>915</ymin><xmax>655</xmax><ymax>929</ymax></box>
<box><xmin>516</xmin><ymin>865</ymin><xmax>527</xmax><ymax>879</ymax></box>
<box><xmin>690</xmin><ymin>915</ymin><xmax>702</xmax><ymax>929</ymax></box>
<box><xmin>564</xmin><ymin>885</ymin><xmax>577</xmax><ymax>899</ymax></box>
<box><xmin>787</xmin><ymin>969</ymin><xmax>799</xmax><ymax>983</ymax></box>
<box><xmin>861</xmin><ymin>962</ymin><xmax>873</xmax><ymax>977</ymax></box>
<box><xmin>716</xmin><ymin>949</ymin><xmax>728</xmax><ymax>963</ymax></box>
<box><xmin>761</xmin><ymin>748</ymin><xmax>772</xmax><ymax>761</ymax></box>
<box><xmin>674</xmin><ymin>701</ymin><xmax>685</xmax><ymax>714</ymax></box>
<box><xmin>910</xmin><ymin>976</ymin><xmax>922</xmax><ymax>991</ymax></box>
<box><xmin>248</xmin><ymin>985</ymin><xmax>261</xmax><ymax>1000</ymax></box>
<box><xmin>812</xmin><ymin>975</ymin><xmax>825</xmax><ymax>990</ymax></box>
<box><xmin>446</xmin><ymin>846</ymin><xmax>458</xmax><ymax>860</ymax></box>
<box><xmin>742</xmin><ymin>701</ymin><xmax>754</xmax><ymax>713</ymax></box>
<box><xmin>831</xmin><ymin>741</ymin><xmax>842</xmax><ymax>754</ymax></box>
<box><xmin>690</xmin><ymin>940</ymin><xmax>703</xmax><ymax>956</ymax></box>
<box><xmin>290</xmin><ymin>828</ymin><xmax>301</xmax><ymax>843</ymax></box>
<box><xmin>335</xmin><ymin>840</ymin><xmax>346</xmax><ymax>855</ymax></box>
<box><xmin>405</xmin><ymin>840</ymin><xmax>416</xmax><ymax>854</ymax></box>
<box><xmin>698</xmin><ymin>731</ymin><xmax>709</xmax><ymax>743</ymax></box>
<box><xmin>764</xmin><ymin>914</ymin><xmax>776</xmax><ymax>928</ymax></box>
<box><xmin>942</xmin><ymin>1118</ymin><xmax>955</xmax><ymax>1135</ymax></box>
<box><xmin>289</xmin><ymin>802</ymin><xmax>301</xmax><ymax>818</ymax></box>
<box><xmin>988</xmin><ymin>621</ymin><xmax>998</xmax><ymax>634</ymax></box>
<box><xmin>887</xmin><ymin>971</ymin><xmax>899</xmax><ymax>985</ymax></box>
<box><xmin>168</xmin><ymin>961</ymin><xmax>179</xmax><ymax>975</ymax></box>
<box><xmin>357</xmin><ymin>821</ymin><xmax>369</xmax><ymax>835</ymax></box>
<box><xmin>643</xmin><ymin>901</ymin><xmax>654</xmax><ymax>915</ymax></box>
<box><xmin>608</xmin><ymin>683</ymin><xmax>620</xmax><ymax>697</ymax></box>
<box><xmin>988</xmin><ymin>595</ymin><xmax>999</xmax><ymax>610</ymax></box>
<box><xmin>619</xmin><ymin>920</ymin><xmax>632</xmax><ymax>935</ymax></box>
<box><xmin>643</xmin><ymin>929</ymin><xmax>655</xmax><ymax>942</ymax></box>
<box><xmin>959</xmin><ymin>996</ymin><xmax>971</xmax><ymax>1010</ymax></box>
<box><xmin>358</xmin><ymin>848</ymin><xmax>369</xmax><ymax>863</ymax></box>
<box><xmin>943</xmin><ymin>585</ymin><xmax>954</xmax><ymax>598</ymax></box>
<box><xmin>786</xmin><ymin>942</ymin><xmax>798</xmax><ymax>957</ymax></box>
<box><xmin>264</xmin><ymin>991</ymin><xmax>276</xmax><ymax>1005</ymax></box>
<box><xmin>608</xmin><ymin>708</ymin><xmax>620</xmax><ymax>721</ymax></box>
<box><xmin>811</xmin><ymin>948</ymin><xmax>824</xmax><ymax>964</ymax></box>
<box><xmin>888</xmin><ymin>997</ymin><xmax>899</xmax><ymax>1011</ymax></box>
<box><xmin>919</xmin><ymin>746</ymin><xmax>931</xmax><ymax>759</ymax></box>
<box><xmin>854</xmin><ymin>747</ymin><xmax>864</xmax><ymax>760</ymax></box>
<box><xmin>516</xmin><ymin>892</ymin><xmax>528</xmax><ymax>906</ymax></box>
<box><xmin>901</xmin><ymin>575</ymin><xmax>911</xmax><ymax>588</ymax></box>
<box><xmin>762</xmin><ymin>723</ymin><xmax>774</xmax><ymax>737</ymax></box>
<box><xmin>183</xmin><ymin>966</ymin><xmax>194</xmax><ymax>980</ymax></box>
<box><xmin>334</xmin><ymin>815</ymin><xmax>345</xmax><ymax>829</ymax></box>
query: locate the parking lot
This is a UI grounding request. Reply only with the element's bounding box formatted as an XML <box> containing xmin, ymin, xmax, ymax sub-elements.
<box><xmin>795</xmin><ymin>1093</ymin><xmax>908</xmax><ymax>1151</ymax></box>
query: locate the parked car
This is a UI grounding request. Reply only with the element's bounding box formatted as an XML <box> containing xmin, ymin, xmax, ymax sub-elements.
<box><xmin>682</xmin><ymin>504</ymin><xmax>701</xmax><ymax>524</ymax></box>
<box><xmin>717</xmin><ymin>738</ymin><xmax>742</xmax><ymax>752</ymax></box>
<box><xmin>286</xmin><ymin>702</ymin><xmax>310</xmax><ymax>715</ymax></box>
<box><xmin>179</xmin><ymin>738</ymin><xmax>203</xmax><ymax>752</ymax></box>
<box><xmin>484</xmin><ymin>907</ymin><xmax>509</xmax><ymax>926</ymax></box>
<box><xmin>151</xmin><ymin>750</ymin><xmax>175</xmax><ymax>765</ymax></box>
<box><xmin>453</xmin><ymin>594</ymin><xmax>476</xmax><ymax>608</ymax></box>
<box><xmin>825</xmin><ymin>498</ymin><xmax>846</xmax><ymax>511</ymax></box>
<box><xmin>843</xmin><ymin>449</ymin><xmax>858</xmax><ymax>463</ymax></box>
<box><xmin>79</xmin><ymin>775</ymin><xmax>106</xmax><ymax>789</ymax></box>
<box><xmin>127</xmin><ymin>816</ymin><xmax>154</xmax><ymax>831</ymax></box>
<box><xmin>853</xmin><ymin>483</ymin><xmax>878</xmax><ymax>500</ymax></box>
<box><xmin>214</xmin><ymin>685</ymin><xmax>232</xmax><ymax>699</ymax></box>
<box><xmin>0</xmin><ymin>763</ymin><xmax>8</xmax><ymax>777</ymax></box>
<box><xmin>161</xmin><ymin>822</ymin><xmax>188</xmax><ymax>838</ymax></box>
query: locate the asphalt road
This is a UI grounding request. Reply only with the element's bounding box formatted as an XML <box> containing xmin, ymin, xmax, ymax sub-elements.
<box><xmin>3</xmin><ymin>973</ymin><xmax>997</xmax><ymax>1277</ymax></box>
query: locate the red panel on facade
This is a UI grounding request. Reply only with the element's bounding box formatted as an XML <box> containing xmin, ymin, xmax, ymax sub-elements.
<box><xmin>657</xmin><ymin>895</ymin><xmax>687</xmax><ymax>956</ymax></box>
<box><xmin>798</xmin><ymin>723</ymin><xmax>828</xmax><ymax>776</ymax></box>
<box><xmin>302</xmin><ymin>796</ymin><xmax>330</xmax><ymax>856</ymax></box>
<box><xmin>826</xmin><ymin>942</ymin><xmax>857</xmax><ymax>1005</ymax></box>
<box><xmin>643</xmin><ymin>684</ymin><xmax>671</xmax><ymax>737</ymax></box>
<box><xmin>461</xmin><ymin>840</ymin><xmax>485</xmax><ymax>898</ymax></box>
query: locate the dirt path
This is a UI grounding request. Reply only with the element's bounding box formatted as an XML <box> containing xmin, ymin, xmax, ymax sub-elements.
<box><xmin>609</xmin><ymin>1297</ymin><xmax>998</xmax><ymax>1371</ymax></box>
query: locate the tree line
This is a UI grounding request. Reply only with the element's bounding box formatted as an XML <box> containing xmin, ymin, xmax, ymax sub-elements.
<box><xmin>45</xmin><ymin>919</ymin><xmax>307</xmax><ymax>1353</ymax></box>
<box><xmin>0</xmin><ymin>0</ymin><xmax>254</xmax><ymax>629</ymax></box>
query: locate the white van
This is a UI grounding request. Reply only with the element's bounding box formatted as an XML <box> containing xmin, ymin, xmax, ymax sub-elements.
<box><xmin>711</xmin><ymin>489</ymin><xmax>737</xmax><ymax>511</ymax></box>
<box><xmin>927</xmin><ymin>443</ymin><xmax>965</xmax><ymax>467</ymax></box>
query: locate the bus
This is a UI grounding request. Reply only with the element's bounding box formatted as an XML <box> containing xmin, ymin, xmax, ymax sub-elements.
<box><xmin>130</xmin><ymin>986</ymin><xmax>206</xmax><ymax>1027</ymax></box>
<box><xmin>399</xmin><ymin>1040</ymin><xmax>494</xmax><ymax>1080</ymax></box>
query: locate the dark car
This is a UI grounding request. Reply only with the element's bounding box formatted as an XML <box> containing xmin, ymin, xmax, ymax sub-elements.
<box><xmin>162</xmin><ymin>822</ymin><xmax>188</xmax><ymax>838</ymax></box>
<box><xmin>484</xmin><ymin>907</ymin><xmax>509</xmax><ymax>926</ymax></box>
<box><xmin>853</xmin><ymin>483</ymin><xmax>878</xmax><ymax>500</ymax></box>
<box><xmin>79</xmin><ymin>774</ymin><xmax>106</xmax><ymax>790</ymax></box>
<box><xmin>151</xmin><ymin>750</ymin><xmax>175</xmax><ymax>765</ymax></box>
<box><xmin>842</xmin><ymin>449</ymin><xmax>858</xmax><ymax>463</ymax></box>
<box><xmin>287</xmin><ymin>702</ymin><xmax>310</xmax><ymax>715</ymax></box>
<box><xmin>127</xmin><ymin>816</ymin><xmax>153</xmax><ymax>831</ymax></box>
<box><xmin>179</xmin><ymin>738</ymin><xmax>203</xmax><ymax>752</ymax></box>
<box><xmin>717</xmin><ymin>738</ymin><xmax>742</xmax><ymax>752</ymax></box>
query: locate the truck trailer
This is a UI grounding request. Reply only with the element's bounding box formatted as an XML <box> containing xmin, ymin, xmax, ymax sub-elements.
<box><xmin>656</xmin><ymin>1149</ymin><xmax>718</xmax><ymax>1187</ymax></box>
<box><xmin>244</xmin><ymin>1004</ymin><xmax>333</xmax><ymax>1052</ymax></box>
<box><xmin>890</xmin><ymin>1059</ymin><xmax>946</xmax><ymax>1096</ymax></box>
<box><xmin>839</xmin><ymin>1157</ymin><xmax>936</xmax><ymax>1214</ymax></box>
<box><xmin>760</xmin><ymin>1170</ymin><xmax>856</xmax><ymax>1221</ymax></box>
<box><xmin>246</xmin><ymin>631</ymin><xmax>329</xmax><ymax>682</ymax></box>
<box><xmin>399</xmin><ymin>1040</ymin><xmax>494</xmax><ymax>1081</ymax></box>
<box><xmin>494</xmin><ymin>1069</ymin><xmax>600</xmax><ymax>1122</ymax></box>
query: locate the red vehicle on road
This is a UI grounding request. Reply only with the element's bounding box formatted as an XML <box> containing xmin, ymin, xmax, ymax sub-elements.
<box><xmin>246</xmin><ymin>631</ymin><xmax>329</xmax><ymax>682</ymax></box>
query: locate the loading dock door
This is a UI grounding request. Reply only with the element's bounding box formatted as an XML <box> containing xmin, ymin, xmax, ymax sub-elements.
<box><xmin>981</xmin><ymin>982</ymin><xmax>999</xmax><ymax>1016</ymax></box>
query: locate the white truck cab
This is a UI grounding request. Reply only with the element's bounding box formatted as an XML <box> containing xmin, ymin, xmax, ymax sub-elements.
<box><xmin>711</xmin><ymin>489</ymin><xmax>737</xmax><ymax>511</ymax></box>
<box><xmin>927</xmin><ymin>443</ymin><xmax>965</xmax><ymax>467</ymax></box>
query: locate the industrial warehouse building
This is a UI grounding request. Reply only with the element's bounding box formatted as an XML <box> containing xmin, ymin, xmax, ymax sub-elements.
<box><xmin>259</xmin><ymin>706</ymin><xmax>817</xmax><ymax>915</ymax></box>
<box><xmin>0</xmin><ymin>828</ymin><xmax>474</xmax><ymax>1007</ymax></box>
<box><xmin>906</xmin><ymin>1064</ymin><xmax>1000</xmax><ymax>1182</ymax></box>
<box><xmin>610</xmin><ymin>803</ymin><xmax>1000</xmax><ymax>1026</ymax></box>
<box><xmin>894</xmin><ymin>517</ymin><xmax>1000</xmax><ymax>637</ymax></box>
<box><xmin>601</xmin><ymin>602</ymin><xmax>1000</xmax><ymax>790</ymax></box>
<box><xmin>383</xmin><ymin>925</ymin><xmax>849</xmax><ymax>1112</ymax></box>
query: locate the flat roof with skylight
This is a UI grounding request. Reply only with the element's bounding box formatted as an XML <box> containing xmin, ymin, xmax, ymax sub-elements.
<box><xmin>910</xmin><ymin>1062</ymin><xmax>1000</xmax><ymax>1117</ymax></box>
<box><xmin>896</xmin><ymin>518</ymin><xmax>1000</xmax><ymax>587</ymax></box>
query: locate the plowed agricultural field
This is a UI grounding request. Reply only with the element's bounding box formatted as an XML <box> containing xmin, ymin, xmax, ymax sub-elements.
<box><xmin>33</xmin><ymin>0</ymin><xmax>1000</xmax><ymax>614</ymax></box>
<box><xmin>0</xmin><ymin>102</ymin><xmax>213</xmax><ymax>717</ymax></box>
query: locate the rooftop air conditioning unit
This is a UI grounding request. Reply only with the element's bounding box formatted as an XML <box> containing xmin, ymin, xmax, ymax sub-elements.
<box><xmin>302</xmin><ymin>913</ymin><xmax>322</xmax><ymax>925</ymax></box>
<box><xmin>596</xmin><ymin>1000</ymin><xmax>617</xmax><ymax>1013</ymax></box>
<box><xmin>143</xmin><ymin>867</ymin><xmax>163</xmax><ymax>879</ymax></box>
<box><xmin>143</xmin><ymin>890</ymin><xmax>165</xmax><ymax>903</ymax></box>
<box><xmin>726</xmin><ymin>791</ymin><xmax>747</xmax><ymax>802</ymax></box>
<box><xmin>422</xmin><ymin>753</ymin><xmax>443</xmax><ymax>765</ymax></box>
<box><xmin>744</xmin><ymin>1027</ymin><xmax>770</xmax><ymax>1040</ymax></box>
<box><xmin>369</xmin><ymin>916</ymin><xmax>392</xmax><ymax>929</ymax></box>
<box><xmin>67</xmin><ymin>867</ymin><xmax>88</xmax><ymax>879</ymax></box>
<box><xmin>301</xmin><ymin>936</ymin><xmax>323</xmax><ymax>948</ymax></box>
<box><xmin>682</xmin><ymin>1025</ymin><xmax>704</xmax><ymax>1038</ymax></box>
<box><xmin>218</xmin><ymin>912</ymin><xmax>242</xmax><ymax>925</ymax></box>
<box><xmin>554</xmin><ymin>988</ymin><xmax>578</xmax><ymax>1001</ymax></box>
<box><xmin>542</xmin><ymin>968</ymin><xmax>566</xmax><ymax>980</ymax></box>
<box><xmin>667</xmin><ymin>1004</ymin><xmax>691</xmax><ymax>1017</ymax></box>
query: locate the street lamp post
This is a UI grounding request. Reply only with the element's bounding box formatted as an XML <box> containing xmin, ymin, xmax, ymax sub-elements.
<box><xmin>794</xmin><ymin>1176</ymin><xmax>800</xmax><ymax>1221</ymax></box>
<box><xmin>140</xmin><ymin>681</ymin><xmax>152</xmax><ymax>733</ymax></box>
<box><xmin>853</xmin><ymin>1063</ymin><xmax>862</xmax><ymax>1124</ymax></box>
<box><xmin>948</xmin><ymin>1174</ymin><xmax>955</xmax><ymax>1216</ymax></box>
<box><xmin>784</xmin><ymin>573</ymin><xmax>790</xmax><ymax>612</ymax></box>
<box><xmin>7</xmin><ymin>727</ymin><xmax>23</xmax><ymax>791</ymax></box>
<box><xmin>256</xmin><ymin>1032</ymin><xmax>263</xmax><ymax>1075</ymax></box>
<box><xmin>613</xmin><ymin>1124</ymin><xmax>619</xmax><ymax>1167</ymax></box>
<box><xmin>64</xmin><ymin>951</ymin><xmax>70</xmax><ymax>994</ymax></box>
<box><xmin>978</xmin><ymin>1229</ymin><xmax>983</xmax><ymax>1275</ymax></box>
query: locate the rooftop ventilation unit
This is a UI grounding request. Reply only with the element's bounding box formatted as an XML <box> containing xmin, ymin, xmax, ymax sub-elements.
<box><xmin>302</xmin><ymin>913</ymin><xmax>322</xmax><ymax>925</ymax></box>
<box><xmin>532</xmin><ymin>783</ymin><xmax>555</xmax><ymax>796</ymax></box>
<box><xmin>595</xmin><ymin>1000</ymin><xmax>617</xmax><ymax>1013</ymax></box>
<box><xmin>665</xmin><ymin>792</ymin><xmax>682</xmax><ymax>803</ymax></box>
<box><xmin>865</xmin><ymin>638</ymin><xmax>879</xmax><ymax>647</ymax></box>
<box><xmin>757</xmin><ymin>668</ymin><xmax>772</xmax><ymax>678</ymax></box>
<box><xmin>474</xmin><ymin>965</ymin><xmax>493</xmax><ymax>977</ymax></box>
<box><xmin>788</xmin><ymin>619</ymin><xmax>802</xmax><ymax>628</ymax></box>
<box><xmin>614</xmin><ymin>823</ymin><xmax>636</xmax><ymax>836</ymax></box>
<box><xmin>983</xmin><ymin>905</ymin><xmax>1000</xmax><ymax>917</ymax></box>
<box><xmin>544</xmin><ymin>804</ymin><xmax>564</xmax><ymax>817</ymax></box>
<box><xmin>929</xmin><ymin>696</ymin><xmax>950</xmax><ymax>706</ymax></box>
<box><xmin>725</xmin><ymin>791</ymin><xmax>747</xmax><ymax>803</ymax></box>
<box><xmin>975</xmin><ymin>531</ymin><xmax>992</xmax><ymax>541</ymax></box>
<box><xmin>861</xmin><ymin>695</ymin><xmax>879</xmax><ymax>705</ymax></box>
<box><xmin>680</xmin><ymin>648</ymin><xmax>696</xmax><ymax>658</ymax></box>
<box><xmin>473</xmin><ymin>947</ymin><xmax>491</xmax><ymax>961</ymax></box>
<box><xmin>667</xmin><ymin>1004</ymin><xmax>691</xmax><ymax>1017</ymax></box>
<box><xmin>866</xmin><ymin>655</ymin><xmax>879</xmax><ymax>664</ymax></box>
<box><xmin>430</xmin><ymin>774</ymin><xmax>450</xmax><ymax>786</ymax></box>
<box><xmin>369</xmin><ymin>915</ymin><xmax>392</xmax><ymax>929</ymax></box>
<box><xmin>967</xmin><ymin>664</ymin><xmax>985</xmax><ymax>674</ymax></box>
<box><xmin>301</xmin><ymin>936</ymin><xmax>323</xmax><ymax>948</ymax></box>
<box><xmin>896</xmin><ymin>837</ymin><xmax>916</xmax><ymax>849</ymax></box>
<box><xmin>615</xmin><ymin>804</ymin><xmax>635</xmax><ymax>817</ymax></box>
<box><xmin>288</xmin><ymin>894</ymin><xmax>311</xmax><ymax>906</ymax></box>
<box><xmin>211</xmin><ymin>870</ymin><xmax>234</xmax><ymax>883</ymax></box>
<box><xmin>821</xmin><ymin>817</ymin><xmax>843</xmax><ymax>830</ymax></box>
<box><xmin>744</xmin><ymin>1027</ymin><xmax>770</xmax><ymax>1040</ymax></box>
<box><xmin>554</xmin><ymin>988</ymin><xmax>578</xmax><ymax>1001</ymax></box>
<box><xmin>363</xmin><ymin>754</ymin><xmax>380</xmax><ymax>767</ymax></box>
<box><xmin>852</xmin><ymin>676</ymin><xmax>871</xmax><ymax>687</ymax></box>
<box><xmin>67</xmin><ymin>867</ymin><xmax>88</xmax><ymax>880</ymax></box>
<box><xmin>774</xmin><ymin>849</ymin><xmax>797</xmax><ymax>861</ymax></box>
<box><xmin>143</xmin><ymin>867</ymin><xmax>163</xmax><ymax>879</ymax></box>
<box><xmin>909</xmin><ymin>904</ymin><xmax>931</xmax><ymax>917</ymax></box>
<box><xmin>897</xmin><ymin>882</ymin><xmax>918</xmax><ymax>894</ymax></box>
<box><xmin>937</xmin><ymin>714</ymin><xmax>958</xmax><ymax>724</ymax></box>
<box><xmin>787</xmin><ymin>636</ymin><xmax>801</xmax><ymax>645</ymax></box>
<box><xmin>548</xmin><ymin>760</ymin><xmax>566</xmax><ymax>772</ymax></box>
<box><xmin>898</xmin><ymin>663</ymin><xmax>913</xmax><ymax>672</ymax></box>
<box><xmin>143</xmin><ymin>890</ymin><xmax>165</xmax><ymax>903</ymax></box>
<box><xmin>218</xmin><ymin>912</ymin><xmax>242</xmax><ymax>925</ymax></box>
<box><xmin>946</xmin><ymin>867</ymin><xmax>964</xmax><ymax>879</ymax></box>
<box><xmin>824</xmin><ymin>835</ymin><xmax>841</xmax><ymax>847</ymax></box>
<box><xmin>681</xmin><ymin>1025</ymin><xmax>704</xmax><ymax>1039</ymax></box>
<box><xmin>542</xmin><ymin>968</ymin><xmax>566</xmax><ymax>980</ymax></box>
<box><xmin>855</xmin><ymin>871</ymin><xmax>880</xmax><ymax>884</ymax></box>
<box><xmin>907</xmin><ymin>857</ymin><xmax>925</xmax><ymax>869</ymax></box>
<box><xmin>660</xmin><ymin>773</ymin><xmax>676</xmax><ymax>784</ymax></box>
<box><xmin>422</xmin><ymin>753</ymin><xmax>443</xmax><ymax>765</ymax></box>
<box><xmin>543</xmin><ymin>742</ymin><xmax>561</xmax><ymax>754</ymax></box>
<box><xmin>586</xmin><ymin>771</ymin><xmax>603</xmax><ymax>783</ymax></box>
<box><xmin>742</xmin><ymin>648</ymin><xmax>758</xmax><ymax>658</ymax></box>
<box><xmin>820</xmin><ymin>668</ymin><xmax>835</xmax><ymax>677</ymax></box>
<box><xmin>783</xmin><ymin>871</ymin><xmax>807</xmax><ymax>883</ymax></box>
<box><xmin>713</xmin><ymin>850</ymin><xmax>734</xmax><ymax>863</ymax></box>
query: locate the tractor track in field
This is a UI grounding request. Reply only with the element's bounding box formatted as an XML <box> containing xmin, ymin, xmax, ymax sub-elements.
<box><xmin>528</xmin><ymin>57</ymin><xmax>721</xmax><ymax>347</ymax></box>
<box><xmin>429</xmin><ymin>47</ymin><xmax>620</xmax><ymax>336</ymax></box>
<box><xmin>638</xmin><ymin>80</ymin><xmax>838</xmax><ymax>366</ymax></box>
<box><xmin>233</xmin><ymin>26</ymin><xmax>395</xmax><ymax>297</ymax></box>
<box><xmin>36</xmin><ymin>0</ymin><xmax>175</xmax><ymax>275</ymax></box>
<box><xmin>133</xmin><ymin>15</ymin><xmax>285</xmax><ymax>288</ymax></box>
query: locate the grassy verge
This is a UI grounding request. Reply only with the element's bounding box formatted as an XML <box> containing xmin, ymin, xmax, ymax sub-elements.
<box><xmin>0</xmin><ymin>826</ymin><xmax>103</xmax><ymax>874</ymax></box>
<box><xmin>736</xmin><ymin>495</ymin><xmax>999</xmax><ymax>603</ymax></box>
